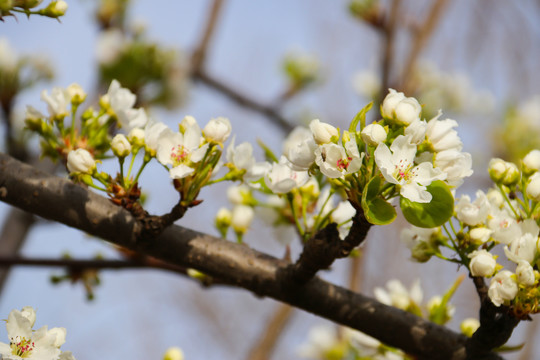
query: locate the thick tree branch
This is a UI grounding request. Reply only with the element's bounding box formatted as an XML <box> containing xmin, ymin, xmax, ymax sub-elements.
<box><xmin>0</xmin><ymin>152</ymin><xmax>505</xmax><ymax>360</ymax></box>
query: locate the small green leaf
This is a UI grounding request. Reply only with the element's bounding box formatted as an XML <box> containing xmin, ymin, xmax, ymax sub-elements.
<box><xmin>361</xmin><ymin>176</ymin><xmax>396</xmax><ymax>225</ymax></box>
<box><xmin>256</xmin><ymin>139</ymin><xmax>279</xmax><ymax>163</ymax></box>
<box><xmin>400</xmin><ymin>180</ymin><xmax>454</xmax><ymax>228</ymax></box>
<box><xmin>349</xmin><ymin>101</ymin><xmax>373</xmax><ymax>133</ymax></box>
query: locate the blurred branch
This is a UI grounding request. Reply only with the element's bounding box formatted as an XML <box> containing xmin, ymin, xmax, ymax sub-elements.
<box><xmin>0</xmin><ymin>152</ymin><xmax>506</xmax><ymax>360</ymax></box>
<box><xmin>245</xmin><ymin>303</ymin><xmax>294</xmax><ymax>360</ymax></box>
<box><xmin>379</xmin><ymin>0</ymin><xmax>402</xmax><ymax>97</ymax></box>
<box><xmin>191</xmin><ymin>0</ymin><xmax>226</xmax><ymax>73</ymax></box>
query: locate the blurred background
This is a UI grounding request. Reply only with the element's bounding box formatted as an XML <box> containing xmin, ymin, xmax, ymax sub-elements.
<box><xmin>1</xmin><ymin>0</ymin><xmax>540</xmax><ymax>359</ymax></box>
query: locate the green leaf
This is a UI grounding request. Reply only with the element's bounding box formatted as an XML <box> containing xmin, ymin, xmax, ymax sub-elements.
<box><xmin>256</xmin><ymin>139</ymin><xmax>279</xmax><ymax>163</ymax></box>
<box><xmin>361</xmin><ymin>176</ymin><xmax>396</xmax><ymax>225</ymax></box>
<box><xmin>349</xmin><ymin>101</ymin><xmax>373</xmax><ymax>133</ymax></box>
<box><xmin>400</xmin><ymin>180</ymin><xmax>454</xmax><ymax>228</ymax></box>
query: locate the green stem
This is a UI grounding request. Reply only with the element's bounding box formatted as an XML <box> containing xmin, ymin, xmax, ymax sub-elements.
<box><xmin>118</xmin><ymin>157</ymin><xmax>125</xmax><ymax>187</ymax></box>
<box><xmin>133</xmin><ymin>158</ymin><xmax>150</xmax><ymax>184</ymax></box>
<box><xmin>287</xmin><ymin>193</ymin><xmax>305</xmax><ymax>237</ymax></box>
<box><xmin>498</xmin><ymin>184</ymin><xmax>520</xmax><ymax>220</ymax></box>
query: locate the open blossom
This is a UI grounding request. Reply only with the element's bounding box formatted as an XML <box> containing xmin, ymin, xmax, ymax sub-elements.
<box><xmin>156</xmin><ymin>123</ymin><xmax>209</xmax><ymax>179</ymax></box>
<box><xmin>434</xmin><ymin>149</ymin><xmax>473</xmax><ymax>187</ymax></box>
<box><xmin>203</xmin><ymin>117</ymin><xmax>231</xmax><ymax>143</ymax></box>
<box><xmin>0</xmin><ymin>307</ymin><xmax>75</xmax><ymax>360</ymax></box>
<box><xmin>315</xmin><ymin>138</ymin><xmax>363</xmax><ymax>178</ymax></box>
<box><xmin>404</xmin><ymin>119</ymin><xmax>427</xmax><ymax>144</ymax></box>
<box><xmin>309</xmin><ymin>119</ymin><xmax>338</xmax><ymax>145</ymax></box>
<box><xmin>67</xmin><ymin>149</ymin><xmax>96</xmax><ymax>174</ymax></box>
<box><xmin>41</xmin><ymin>87</ymin><xmax>70</xmax><ymax>119</ymax></box>
<box><xmin>144</xmin><ymin>121</ymin><xmax>169</xmax><ymax>155</ymax></box>
<box><xmin>488</xmin><ymin>270</ymin><xmax>518</xmax><ymax>307</ymax></box>
<box><xmin>523</xmin><ymin>149</ymin><xmax>540</xmax><ymax>174</ymax></box>
<box><xmin>516</xmin><ymin>260</ymin><xmax>536</xmax><ymax>286</ymax></box>
<box><xmin>375</xmin><ymin>135</ymin><xmax>446</xmax><ymax>203</ymax></box>
<box><xmin>284</xmin><ymin>127</ymin><xmax>317</xmax><ymax>171</ymax></box>
<box><xmin>264</xmin><ymin>157</ymin><xmax>309</xmax><ymax>193</ymax></box>
<box><xmin>226</xmin><ymin>137</ymin><xmax>271</xmax><ymax>183</ymax></box>
<box><xmin>425</xmin><ymin>112</ymin><xmax>462</xmax><ymax>152</ymax></box>
<box><xmin>455</xmin><ymin>190</ymin><xmax>490</xmax><ymax>226</ymax></box>
<box><xmin>374</xmin><ymin>279</ymin><xmax>423</xmax><ymax>311</ymax></box>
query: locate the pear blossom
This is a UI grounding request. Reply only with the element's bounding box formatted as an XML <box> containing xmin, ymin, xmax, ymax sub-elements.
<box><xmin>523</xmin><ymin>149</ymin><xmax>540</xmax><ymax>174</ymax></box>
<box><xmin>401</xmin><ymin>226</ymin><xmax>439</xmax><ymax>262</ymax></box>
<box><xmin>66</xmin><ymin>83</ymin><xmax>86</xmax><ymax>105</ymax></box>
<box><xmin>264</xmin><ymin>157</ymin><xmax>309</xmax><ymax>193</ymax></box>
<box><xmin>352</xmin><ymin>70</ymin><xmax>381</xmax><ymax>99</ymax></box>
<box><xmin>331</xmin><ymin>200</ymin><xmax>356</xmax><ymax>239</ymax></box>
<box><xmin>526</xmin><ymin>172</ymin><xmax>540</xmax><ymax>201</ymax></box>
<box><xmin>41</xmin><ymin>87</ymin><xmax>70</xmax><ymax>119</ymax></box>
<box><xmin>226</xmin><ymin>137</ymin><xmax>271</xmax><ymax>183</ymax></box>
<box><xmin>0</xmin><ymin>307</ymin><xmax>76</xmax><ymax>360</ymax></box>
<box><xmin>104</xmin><ymin>80</ymin><xmax>136</xmax><ymax>114</ymax></box>
<box><xmin>504</xmin><ymin>232</ymin><xmax>538</xmax><ymax>264</ymax></box>
<box><xmin>95</xmin><ymin>29</ymin><xmax>126</xmax><ymax>65</ymax></box>
<box><xmin>111</xmin><ymin>134</ymin><xmax>131</xmax><ymax>158</ymax></box>
<box><xmin>516</xmin><ymin>260</ymin><xmax>536</xmax><ymax>286</ymax></box>
<box><xmin>374</xmin><ymin>279</ymin><xmax>422</xmax><ymax>311</ymax></box>
<box><xmin>309</xmin><ymin>119</ymin><xmax>338</xmax><ymax>145</ymax></box>
<box><xmin>460</xmin><ymin>318</ymin><xmax>480</xmax><ymax>337</ymax></box>
<box><xmin>163</xmin><ymin>347</ymin><xmax>184</xmax><ymax>360</ymax></box>
<box><xmin>469</xmin><ymin>227</ymin><xmax>492</xmax><ymax>245</ymax></box>
<box><xmin>67</xmin><ymin>149</ymin><xmax>96</xmax><ymax>174</ymax></box>
<box><xmin>434</xmin><ymin>149</ymin><xmax>473</xmax><ymax>187</ymax></box>
<box><xmin>227</xmin><ymin>184</ymin><xmax>252</xmax><ymax>205</ymax></box>
<box><xmin>425</xmin><ymin>113</ymin><xmax>462</xmax><ymax>152</ymax></box>
<box><xmin>381</xmin><ymin>89</ymin><xmax>405</xmax><ymax>120</ymax></box>
<box><xmin>488</xmin><ymin>270</ymin><xmax>518</xmax><ymax>307</ymax></box>
<box><xmin>144</xmin><ymin>121</ymin><xmax>169</xmax><ymax>155</ymax></box>
<box><xmin>488</xmin><ymin>158</ymin><xmax>508</xmax><ymax>182</ymax></box>
<box><xmin>203</xmin><ymin>117</ymin><xmax>231</xmax><ymax>143</ymax></box>
<box><xmin>0</xmin><ymin>38</ymin><xmax>18</xmax><ymax>71</ymax></box>
<box><xmin>455</xmin><ymin>190</ymin><xmax>490</xmax><ymax>226</ymax></box>
<box><xmin>468</xmin><ymin>250</ymin><xmax>497</xmax><ymax>277</ymax></box>
<box><xmin>488</xmin><ymin>211</ymin><xmax>520</xmax><ymax>245</ymax></box>
<box><xmin>374</xmin><ymin>135</ymin><xmax>446</xmax><ymax>203</ymax></box>
<box><xmin>296</xmin><ymin>325</ymin><xmax>337</xmax><ymax>359</ymax></box>
<box><xmin>156</xmin><ymin>124</ymin><xmax>209</xmax><ymax>179</ymax></box>
<box><xmin>117</xmin><ymin>108</ymin><xmax>148</xmax><ymax>131</ymax></box>
<box><xmin>381</xmin><ymin>89</ymin><xmax>421</xmax><ymax>125</ymax></box>
<box><xmin>128</xmin><ymin>127</ymin><xmax>145</xmax><ymax>147</ymax></box>
<box><xmin>282</xmin><ymin>126</ymin><xmax>312</xmax><ymax>155</ymax></box>
<box><xmin>285</xmin><ymin>128</ymin><xmax>317</xmax><ymax>171</ymax></box>
<box><xmin>361</xmin><ymin>123</ymin><xmax>387</xmax><ymax>146</ymax></box>
<box><xmin>315</xmin><ymin>138</ymin><xmax>363</xmax><ymax>178</ymax></box>
<box><xmin>231</xmin><ymin>204</ymin><xmax>254</xmax><ymax>234</ymax></box>
<box><xmin>404</xmin><ymin>119</ymin><xmax>427</xmax><ymax>144</ymax></box>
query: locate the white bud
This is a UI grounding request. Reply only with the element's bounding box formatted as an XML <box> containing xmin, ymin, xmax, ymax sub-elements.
<box><xmin>67</xmin><ymin>148</ymin><xmax>96</xmax><ymax>174</ymax></box>
<box><xmin>309</xmin><ymin>119</ymin><xmax>338</xmax><ymax>145</ymax></box>
<box><xmin>488</xmin><ymin>158</ymin><xmax>507</xmax><ymax>182</ymax></box>
<box><xmin>361</xmin><ymin>123</ymin><xmax>387</xmax><ymax>146</ymax></box>
<box><xmin>163</xmin><ymin>347</ymin><xmax>184</xmax><ymax>360</ymax></box>
<box><xmin>523</xmin><ymin>150</ymin><xmax>540</xmax><ymax>175</ymax></box>
<box><xmin>502</xmin><ymin>162</ymin><xmax>520</xmax><ymax>186</ymax></box>
<box><xmin>460</xmin><ymin>318</ymin><xmax>480</xmax><ymax>337</ymax></box>
<box><xmin>66</xmin><ymin>83</ymin><xmax>86</xmax><ymax>105</ymax></box>
<box><xmin>469</xmin><ymin>227</ymin><xmax>492</xmax><ymax>245</ymax></box>
<box><xmin>488</xmin><ymin>270</ymin><xmax>518</xmax><ymax>307</ymax></box>
<box><xmin>128</xmin><ymin>128</ymin><xmax>145</xmax><ymax>147</ymax></box>
<box><xmin>231</xmin><ymin>205</ymin><xmax>254</xmax><ymax>234</ymax></box>
<box><xmin>111</xmin><ymin>134</ymin><xmax>132</xmax><ymax>158</ymax></box>
<box><xmin>381</xmin><ymin>88</ymin><xmax>405</xmax><ymax>120</ymax></box>
<box><xmin>468</xmin><ymin>250</ymin><xmax>497</xmax><ymax>277</ymax></box>
<box><xmin>527</xmin><ymin>172</ymin><xmax>540</xmax><ymax>201</ymax></box>
<box><xmin>516</xmin><ymin>260</ymin><xmax>536</xmax><ymax>286</ymax></box>
<box><xmin>203</xmin><ymin>117</ymin><xmax>232</xmax><ymax>143</ymax></box>
<box><xmin>394</xmin><ymin>97</ymin><xmax>421</xmax><ymax>125</ymax></box>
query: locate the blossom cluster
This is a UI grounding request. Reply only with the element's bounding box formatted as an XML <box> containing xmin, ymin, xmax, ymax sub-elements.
<box><xmin>402</xmin><ymin>150</ymin><xmax>540</xmax><ymax>314</ymax></box>
<box><xmin>0</xmin><ymin>306</ymin><xmax>75</xmax><ymax>360</ymax></box>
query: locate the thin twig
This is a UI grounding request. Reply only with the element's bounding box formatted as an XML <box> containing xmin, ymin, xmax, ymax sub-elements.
<box><xmin>379</xmin><ymin>0</ymin><xmax>402</xmax><ymax>96</ymax></box>
<box><xmin>190</xmin><ymin>0</ymin><xmax>225</xmax><ymax>73</ymax></box>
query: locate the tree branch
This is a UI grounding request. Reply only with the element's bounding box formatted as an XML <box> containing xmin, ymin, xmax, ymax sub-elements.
<box><xmin>191</xmin><ymin>0</ymin><xmax>226</xmax><ymax>73</ymax></box>
<box><xmin>0</xmin><ymin>152</ymin><xmax>505</xmax><ymax>360</ymax></box>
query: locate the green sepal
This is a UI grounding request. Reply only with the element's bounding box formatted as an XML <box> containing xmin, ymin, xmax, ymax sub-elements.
<box><xmin>361</xmin><ymin>176</ymin><xmax>396</xmax><ymax>225</ymax></box>
<box><xmin>257</xmin><ymin>139</ymin><xmax>279</xmax><ymax>163</ymax></box>
<box><xmin>400</xmin><ymin>180</ymin><xmax>454</xmax><ymax>228</ymax></box>
<box><xmin>349</xmin><ymin>101</ymin><xmax>373</xmax><ymax>133</ymax></box>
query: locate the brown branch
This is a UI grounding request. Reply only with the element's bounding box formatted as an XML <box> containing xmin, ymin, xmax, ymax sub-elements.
<box><xmin>245</xmin><ymin>303</ymin><xmax>294</xmax><ymax>360</ymax></box>
<box><xmin>379</xmin><ymin>0</ymin><xmax>402</xmax><ymax>97</ymax></box>
<box><xmin>0</xmin><ymin>152</ymin><xmax>506</xmax><ymax>360</ymax></box>
<box><xmin>191</xmin><ymin>0</ymin><xmax>226</xmax><ymax>73</ymax></box>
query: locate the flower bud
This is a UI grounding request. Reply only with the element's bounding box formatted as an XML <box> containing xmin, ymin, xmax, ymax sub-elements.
<box><xmin>215</xmin><ymin>207</ymin><xmax>232</xmax><ymax>237</ymax></box>
<box><xmin>309</xmin><ymin>119</ymin><xmax>338</xmax><ymax>145</ymax></box>
<box><xmin>40</xmin><ymin>0</ymin><xmax>68</xmax><ymax>17</ymax></box>
<box><xmin>163</xmin><ymin>347</ymin><xmax>184</xmax><ymax>360</ymax></box>
<box><xmin>394</xmin><ymin>97</ymin><xmax>421</xmax><ymax>125</ymax></box>
<box><xmin>468</xmin><ymin>250</ymin><xmax>497</xmax><ymax>277</ymax></box>
<box><xmin>67</xmin><ymin>83</ymin><xmax>87</xmax><ymax>106</ymax></box>
<box><xmin>460</xmin><ymin>318</ymin><xmax>480</xmax><ymax>337</ymax></box>
<box><xmin>67</xmin><ymin>148</ymin><xmax>96</xmax><ymax>174</ymax></box>
<box><xmin>527</xmin><ymin>172</ymin><xmax>540</xmax><ymax>202</ymax></box>
<box><xmin>128</xmin><ymin>128</ymin><xmax>145</xmax><ymax>148</ymax></box>
<box><xmin>227</xmin><ymin>184</ymin><xmax>253</xmax><ymax>205</ymax></box>
<box><xmin>361</xmin><ymin>123</ymin><xmax>386</xmax><ymax>146</ymax></box>
<box><xmin>523</xmin><ymin>150</ymin><xmax>540</xmax><ymax>176</ymax></box>
<box><xmin>381</xmin><ymin>88</ymin><xmax>405</xmax><ymax>120</ymax></box>
<box><xmin>300</xmin><ymin>177</ymin><xmax>320</xmax><ymax>198</ymax></box>
<box><xmin>516</xmin><ymin>260</ymin><xmax>536</xmax><ymax>286</ymax></box>
<box><xmin>231</xmin><ymin>205</ymin><xmax>254</xmax><ymax>235</ymax></box>
<box><xmin>469</xmin><ymin>227</ymin><xmax>492</xmax><ymax>245</ymax></box>
<box><xmin>203</xmin><ymin>117</ymin><xmax>231</xmax><ymax>143</ymax></box>
<box><xmin>111</xmin><ymin>134</ymin><xmax>131</xmax><ymax>158</ymax></box>
<box><xmin>502</xmin><ymin>162</ymin><xmax>519</xmax><ymax>186</ymax></box>
<box><xmin>24</xmin><ymin>105</ymin><xmax>45</xmax><ymax>131</ymax></box>
<box><xmin>488</xmin><ymin>158</ymin><xmax>507</xmax><ymax>183</ymax></box>
<box><xmin>0</xmin><ymin>0</ymin><xmax>13</xmax><ymax>11</ymax></box>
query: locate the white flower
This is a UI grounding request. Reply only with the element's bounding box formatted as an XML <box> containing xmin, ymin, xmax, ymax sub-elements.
<box><xmin>504</xmin><ymin>232</ymin><xmax>538</xmax><ymax>264</ymax></box>
<box><xmin>111</xmin><ymin>134</ymin><xmax>131</xmax><ymax>158</ymax></box>
<box><xmin>488</xmin><ymin>158</ymin><xmax>508</xmax><ymax>182</ymax></box>
<box><xmin>66</xmin><ymin>83</ymin><xmax>86</xmax><ymax>104</ymax></box>
<box><xmin>50</xmin><ymin>0</ymin><xmax>68</xmax><ymax>16</ymax></box>
<box><xmin>282</xmin><ymin>126</ymin><xmax>312</xmax><ymax>155</ymax></box>
<box><xmin>460</xmin><ymin>318</ymin><xmax>480</xmax><ymax>337</ymax></box>
<box><xmin>296</xmin><ymin>326</ymin><xmax>337</xmax><ymax>359</ymax></box>
<box><xmin>264</xmin><ymin>157</ymin><xmax>309</xmax><ymax>193</ymax></box>
<box><xmin>523</xmin><ymin>150</ymin><xmax>540</xmax><ymax>174</ymax></box>
<box><xmin>331</xmin><ymin>200</ymin><xmax>356</xmax><ymax>239</ymax></box>
<box><xmin>117</xmin><ymin>108</ymin><xmax>148</xmax><ymax>132</ymax></box>
<box><xmin>67</xmin><ymin>149</ymin><xmax>96</xmax><ymax>174</ymax></box>
<box><xmin>231</xmin><ymin>205</ymin><xmax>254</xmax><ymax>234</ymax></box>
<box><xmin>434</xmin><ymin>149</ymin><xmax>473</xmax><ymax>188</ymax></box>
<box><xmin>404</xmin><ymin>119</ymin><xmax>427</xmax><ymax>145</ymax></box>
<box><xmin>394</xmin><ymin>97</ymin><xmax>422</xmax><ymax>125</ymax></box>
<box><xmin>226</xmin><ymin>137</ymin><xmax>271</xmax><ymax>183</ymax></box>
<box><xmin>352</xmin><ymin>70</ymin><xmax>381</xmax><ymax>99</ymax></box>
<box><xmin>374</xmin><ymin>279</ymin><xmax>422</xmax><ymax>311</ymax></box>
<box><xmin>488</xmin><ymin>270</ymin><xmax>518</xmax><ymax>307</ymax></box>
<box><xmin>381</xmin><ymin>89</ymin><xmax>406</xmax><ymax>120</ymax></box>
<box><xmin>128</xmin><ymin>127</ymin><xmax>145</xmax><ymax>147</ymax></box>
<box><xmin>455</xmin><ymin>190</ymin><xmax>490</xmax><ymax>226</ymax></box>
<box><xmin>526</xmin><ymin>172</ymin><xmax>540</xmax><ymax>201</ymax></box>
<box><xmin>425</xmin><ymin>113</ymin><xmax>462</xmax><ymax>152</ymax></box>
<box><xmin>95</xmin><ymin>29</ymin><xmax>126</xmax><ymax>65</ymax></box>
<box><xmin>163</xmin><ymin>347</ymin><xmax>184</xmax><ymax>360</ymax></box>
<box><xmin>144</xmin><ymin>121</ymin><xmax>169</xmax><ymax>155</ymax></box>
<box><xmin>285</xmin><ymin>128</ymin><xmax>317</xmax><ymax>171</ymax></box>
<box><xmin>227</xmin><ymin>184</ymin><xmax>251</xmax><ymax>205</ymax></box>
<box><xmin>25</xmin><ymin>106</ymin><xmax>45</xmax><ymax>127</ymax></box>
<box><xmin>361</xmin><ymin>123</ymin><xmax>387</xmax><ymax>146</ymax></box>
<box><xmin>516</xmin><ymin>260</ymin><xmax>536</xmax><ymax>286</ymax></box>
<box><xmin>309</xmin><ymin>119</ymin><xmax>338</xmax><ymax>145</ymax></box>
<box><xmin>41</xmin><ymin>87</ymin><xmax>70</xmax><ymax>119</ymax></box>
<box><xmin>105</xmin><ymin>80</ymin><xmax>136</xmax><ymax>114</ymax></box>
<box><xmin>374</xmin><ymin>135</ymin><xmax>446</xmax><ymax>203</ymax></box>
<box><xmin>468</xmin><ymin>250</ymin><xmax>497</xmax><ymax>277</ymax></box>
<box><xmin>469</xmin><ymin>227</ymin><xmax>492</xmax><ymax>245</ymax></box>
<box><xmin>487</xmin><ymin>211</ymin><xmax>520</xmax><ymax>245</ymax></box>
<box><xmin>156</xmin><ymin>124</ymin><xmax>209</xmax><ymax>179</ymax></box>
<box><xmin>315</xmin><ymin>138</ymin><xmax>363</xmax><ymax>178</ymax></box>
<box><xmin>203</xmin><ymin>117</ymin><xmax>231</xmax><ymax>143</ymax></box>
<box><xmin>0</xmin><ymin>307</ymin><xmax>75</xmax><ymax>360</ymax></box>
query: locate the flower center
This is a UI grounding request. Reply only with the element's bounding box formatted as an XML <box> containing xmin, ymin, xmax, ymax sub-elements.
<box><xmin>337</xmin><ymin>157</ymin><xmax>352</xmax><ymax>171</ymax></box>
<box><xmin>10</xmin><ymin>336</ymin><xmax>35</xmax><ymax>358</ymax></box>
<box><xmin>393</xmin><ymin>159</ymin><xmax>415</xmax><ymax>182</ymax></box>
<box><xmin>171</xmin><ymin>145</ymin><xmax>189</xmax><ymax>167</ymax></box>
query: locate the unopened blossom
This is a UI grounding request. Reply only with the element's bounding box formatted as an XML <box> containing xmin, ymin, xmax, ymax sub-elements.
<box><xmin>526</xmin><ymin>172</ymin><xmax>540</xmax><ymax>201</ymax></box>
<box><xmin>375</xmin><ymin>135</ymin><xmax>446</xmax><ymax>203</ymax></box>
<box><xmin>156</xmin><ymin>124</ymin><xmax>209</xmax><ymax>179</ymax></box>
<box><xmin>352</xmin><ymin>70</ymin><xmax>381</xmax><ymax>99</ymax></box>
<box><xmin>66</xmin><ymin>83</ymin><xmax>86</xmax><ymax>105</ymax></box>
<box><xmin>425</xmin><ymin>113</ymin><xmax>463</xmax><ymax>152</ymax></box>
<box><xmin>488</xmin><ymin>158</ymin><xmax>508</xmax><ymax>182</ymax></box>
<box><xmin>47</xmin><ymin>0</ymin><xmax>68</xmax><ymax>16</ymax></box>
<box><xmin>264</xmin><ymin>157</ymin><xmax>309</xmax><ymax>193</ymax></box>
<box><xmin>227</xmin><ymin>184</ymin><xmax>252</xmax><ymax>205</ymax></box>
<box><xmin>128</xmin><ymin>127</ymin><xmax>145</xmax><ymax>147</ymax></box>
<box><xmin>203</xmin><ymin>117</ymin><xmax>231</xmax><ymax>143</ymax></box>
<box><xmin>331</xmin><ymin>200</ymin><xmax>356</xmax><ymax>239</ymax></box>
<box><xmin>67</xmin><ymin>149</ymin><xmax>96</xmax><ymax>174</ymax></box>
<box><xmin>95</xmin><ymin>29</ymin><xmax>126</xmax><ymax>65</ymax></box>
<box><xmin>41</xmin><ymin>87</ymin><xmax>70</xmax><ymax>119</ymax></box>
<box><xmin>285</xmin><ymin>129</ymin><xmax>317</xmax><ymax>171</ymax></box>
<box><xmin>460</xmin><ymin>318</ymin><xmax>480</xmax><ymax>337</ymax></box>
<box><xmin>516</xmin><ymin>260</ymin><xmax>536</xmax><ymax>286</ymax></box>
<box><xmin>381</xmin><ymin>89</ymin><xmax>405</xmax><ymax>120</ymax></box>
<box><xmin>315</xmin><ymin>138</ymin><xmax>363</xmax><ymax>178</ymax></box>
<box><xmin>488</xmin><ymin>270</ymin><xmax>518</xmax><ymax>307</ymax></box>
<box><xmin>469</xmin><ymin>227</ymin><xmax>492</xmax><ymax>245</ymax></box>
<box><xmin>381</xmin><ymin>89</ymin><xmax>421</xmax><ymax>125</ymax></box>
<box><xmin>296</xmin><ymin>326</ymin><xmax>338</xmax><ymax>359</ymax></box>
<box><xmin>455</xmin><ymin>190</ymin><xmax>490</xmax><ymax>226</ymax></box>
<box><xmin>24</xmin><ymin>106</ymin><xmax>45</xmax><ymax>129</ymax></box>
<box><xmin>434</xmin><ymin>149</ymin><xmax>473</xmax><ymax>187</ymax></box>
<box><xmin>309</xmin><ymin>119</ymin><xmax>338</xmax><ymax>145</ymax></box>
<box><xmin>468</xmin><ymin>250</ymin><xmax>497</xmax><ymax>277</ymax></box>
<box><xmin>163</xmin><ymin>347</ymin><xmax>184</xmax><ymax>360</ymax></box>
<box><xmin>427</xmin><ymin>295</ymin><xmax>455</xmax><ymax>322</ymax></box>
<box><xmin>111</xmin><ymin>134</ymin><xmax>131</xmax><ymax>158</ymax></box>
<box><xmin>401</xmin><ymin>226</ymin><xmax>439</xmax><ymax>262</ymax></box>
<box><xmin>231</xmin><ymin>204</ymin><xmax>254</xmax><ymax>234</ymax></box>
<box><xmin>374</xmin><ymin>279</ymin><xmax>422</xmax><ymax>311</ymax></box>
<box><xmin>361</xmin><ymin>123</ymin><xmax>387</xmax><ymax>146</ymax></box>
<box><xmin>299</xmin><ymin>177</ymin><xmax>320</xmax><ymax>198</ymax></box>
<box><xmin>523</xmin><ymin>149</ymin><xmax>540</xmax><ymax>175</ymax></box>
<box><xmin>502</xmin><ymin>162</ymin><xmax>520</xmax><ymax>186</ymax></box>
